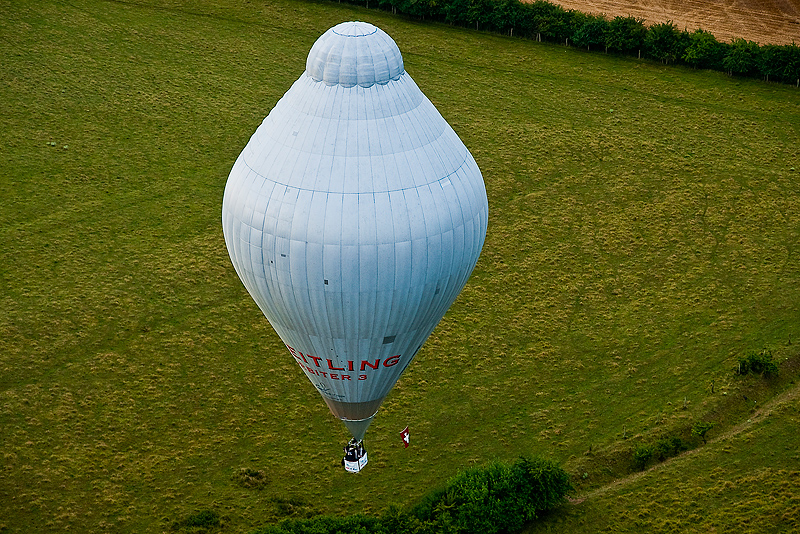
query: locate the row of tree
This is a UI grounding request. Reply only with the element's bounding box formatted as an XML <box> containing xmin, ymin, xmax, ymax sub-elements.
<box><xmin>338</xmin><ymin>0</ymin><xmax>800</xmax><ymax>86</ymax></box>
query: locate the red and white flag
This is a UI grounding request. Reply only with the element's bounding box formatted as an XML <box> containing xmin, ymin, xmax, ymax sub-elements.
<box><xmin>400</xmin><ymin>426</ymin><xmax>410</xmax><ymax>448</ymax></box>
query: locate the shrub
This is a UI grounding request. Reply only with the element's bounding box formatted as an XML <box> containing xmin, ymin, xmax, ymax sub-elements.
<box><xmin>522</xmin><ymin>0</ymin><xmax>571</xmax><ymax>42</ymax></box>
<box><xmin>515</xmin><ymin>456</ymin><xmax>574</xmax><ymax>514</ymax></box>
<box><xmin>654</xmin><ymin>436</ymin><xmax>688</xmax><ymax>461</ymax></box>
<box><xmin>691</xmin><ymin>421</ymin><xmax>716</xmax><ymax>444</ymax></box>
<box><xmin>778</xmin><ymin>43</ymin><xmax>800</xmax><ymax>85</ymax></box>
<box><xmin>737</xmin><ymin>349</ymin><xmax>779</xmax><ymax>378</ymax></box>
<box><xmin>633</xmin><ymin>436</ymin><xmax>688</xmax><ymax>470</ymax></box>
<box><xmin>605</xmin><ymin>16</ymin><xmax>647</xmax><ymax>55</ymax></box>
<box><xmin>632</xmin><ymin>445</ymin><xmax>654</xmax><ymax>471</ymax></box>
<box><xmin>450</xmin><ymin>461</ymin><xmax>528</xmax><ymax>533</ymax></box>
<box><xmin>572</xmin><ymin>15</ymin><xmax>609</xmax><ymax>51</ymax></box>
<box><xmin>412</xmin><ymin>456</ymin><xmax>573</xmax><ymax>533</ymax></box>
<box><xmin>759</xmin><ymin>44</ymin><xmax>785</xmax><ymax>82</ymax></box>
<box><xmin>644</xmin><ymin>21</ymin><xmax>687</xmax><ymax>64</ymax></box>
<box><xmin>724</xmin><ymin>38</ymin><xmax>762</xmax><ymax>76</ymax></box>
<box><xmin>380</xmin><ymin>504</ymin><xmax>424</xmax><ymax>533</ymax></box>
<box><xmin>255</xmin><ymin>514</ymin><xmax>388</xmax><ymax>534</ymax></box>
<box><xmin>682</xmin><ymin>29</ymin><xmax>727</xmax><ymax>70</ymax></box>
<box><xmin>442</xmin><ymin>0</ymin><xmax>471</xmax><ymax>26</ymax></box>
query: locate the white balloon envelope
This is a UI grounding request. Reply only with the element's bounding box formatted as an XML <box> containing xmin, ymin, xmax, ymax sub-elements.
<box><xmin>222</xmin><ymin>21</ymin><xmax>488</xmax><ymax>442</ymax></box>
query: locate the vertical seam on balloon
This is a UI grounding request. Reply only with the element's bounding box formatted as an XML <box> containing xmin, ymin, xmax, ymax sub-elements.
<box><xmin>253</xmin><ymin>172</ymin><xmax>273</xmax><ymax>313</ymax></box>
<box><xmin>279</xmin><ymin>186</ymin><xmax>300</xmax><ymax>330</ymax></box>
<box><xmin>299</xmin><ymin>192</ymin><xmax>315</xmax><ymax>333</ymax></box>
<box><xmin>322</xmin><ymin>192</ymin><xmax>337</xmax><ymax>339</ymax></box>
<box><xmin>243</xmin><ymin>167</ymin><xmax>265</xmax><ymax>302</ymax></box>
<box><xmin>377</xmin><ymin>33</ymin><xmax>392</xmax><ymax>84</ymax></box>
<box><xmin>407</xmin><ymin>187</ymin><xmax>425</xmax><ymax>334</ymax></box>
<box><xmin>429</xmin><ymin>180</ymin><xmax>455</xmax><ymax>326</ymax></box>
<box><xmin>360</xmin><ymin>32</ymin><xmax>373</xmax><ymax>88</ymax></box>
<box><xmin>267</xmin><ymin>185</ymin><xmax>288</xmax><ymax>330</ymax></box>
<box><xmin>386</xmin><ymin>190</ymin><xmax>404</xmax><ymax>358</ymax></box>
<box><xmin>320</xmin><ymin>191</ymin><xmax>333</xmax><ymax>340</ymax></box>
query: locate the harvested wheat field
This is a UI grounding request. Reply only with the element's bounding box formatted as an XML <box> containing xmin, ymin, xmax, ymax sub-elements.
<box><xmin>549</xmin><ymin>0</ymin><xmax>800</xmax><ymax>44</ymax></box>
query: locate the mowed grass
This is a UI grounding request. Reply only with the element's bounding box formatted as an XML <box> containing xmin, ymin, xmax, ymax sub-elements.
<box><xmin>1</xmin><ymin>0</ymin><xmax>799</xmax><ymax>532</ymax></box>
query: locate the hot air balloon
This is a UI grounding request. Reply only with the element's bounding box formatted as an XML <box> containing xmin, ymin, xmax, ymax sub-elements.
<box><xmin>221</xmin><ymin>21</ymin><xmax>488</xmax><ymax>471</ymax></box>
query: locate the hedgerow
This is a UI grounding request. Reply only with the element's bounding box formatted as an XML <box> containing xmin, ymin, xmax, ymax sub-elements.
<box><xmin>328</xmin><ymin>0</ymin><xmax>800</xmax><ymax>86</ymax></box>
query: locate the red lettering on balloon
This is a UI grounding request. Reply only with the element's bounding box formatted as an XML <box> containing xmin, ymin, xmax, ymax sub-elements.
<box><xmin>361</xmin><ymin>359</ymin><xmax>380</xmax><ymax>371</ymax></box>
<box><xmin>292</xmin><ymin>349</ymin><xmax>404</xmax><ymax>382</ymax></box>
<box><xmin>327</xmin><ymin>359</ymin><xmax>345</xmax><ymax>371</ymax></box>
<box><xmin>288</xmin><ymin>345</ymin><xmax>309</xmax><ymax>363</ymax></box>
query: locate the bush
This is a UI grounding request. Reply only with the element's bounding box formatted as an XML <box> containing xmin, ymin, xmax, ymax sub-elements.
<box><xmin>654</xmin><ymin>436</ymin><xmax>688</xmax><ymax>461</ymax></box>
<box><xmin>380</xmin><ymin>504</ymin><xmax>424</xmax><ymax>533</ymax></box>
<box><xmin>778</xmin><ymin>43</ymin><xmax>800</xmax><ymax>85</ymax></box>
<box><xmin>522</xmin><ymin>0</ymin><xmax>571</xmax><ymax>42</ymax></box>
<box><xmin>255</xmin><ymin>514</ymin><xmax>388</xmax><ymax>534</ymax></box>
<box><xmin>737</xmin><ymin>348</ymin><xmax>779</xmax><ymax>378</ymax></box>
<box><xmin>691</xmin><ymin>421</ymin><xmax>716</xmax><ymax>444</ymax></box>
<box><xmin>644</xmin><ymin>21</ymin><xmax>688</xmax><ymax>64</ymax></box>
<box><xmin>682</xmin><ymin>29</ymin><xmax>727</xmax><ymax>70</ymax></box>
<box><xmin>632</xmin><ymin>445</ymin><xmax>654</xmax><ymax>471</ymax></box>
<box><xmin>449</xmin><ymin>461</ymin><xmax>530</xmax><ymax>533</ymax></box>
<box><xmin>633</xmin><ymin>436</ymin><xmax>689</xmax><ymax>470</ymax></box>
<box><xmin>572</xmin><ymin>15</ymin><xmax>609</xmax><ymax>51</ymax></box>
<box><xmin>605</xmin><ymin>16</ymin><xmax>647</xmax><ymax>55</ymax></box>
<box><xmin>413</xmin><ymin>456</ymin><xmax>573</xmax><ymax>534</ymax></box>
<box><xmin>724</xmin><ymin>38</ymin><xmax>762</xmax><ymax>76</ymax></box>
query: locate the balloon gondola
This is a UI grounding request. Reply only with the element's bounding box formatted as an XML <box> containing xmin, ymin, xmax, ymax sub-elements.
<box><xmin>221</xmin><ymin>21</ymin><xmax>488</xmax><ymax>471</ymax></box>
<box><xmin>342</xmin><ymin>439</ymin><xmax>368</xmax><ymax>473</ymax></box>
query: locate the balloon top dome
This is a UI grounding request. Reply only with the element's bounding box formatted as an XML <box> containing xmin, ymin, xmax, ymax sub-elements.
<box><xmin>306</xmin><ymin>21</ymin><xmax>404</xmax><ymax>87</ymax></box>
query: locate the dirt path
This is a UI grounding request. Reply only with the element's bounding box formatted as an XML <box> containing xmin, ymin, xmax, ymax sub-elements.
<box><xmin>570</xmin><ymin>380</ymin><xmax>800</xmax><ymax>503</ymax></box>
<box><xmin>547</xmin><ymin>0</ymin><xmax>800</xmax><ymax>45</ymax></box>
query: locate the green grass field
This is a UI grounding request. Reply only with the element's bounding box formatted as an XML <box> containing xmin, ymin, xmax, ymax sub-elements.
<box><xmin>2</xmin><ymin>0</ymin><xmax>799</xmax><ymax>532</ymax></box>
